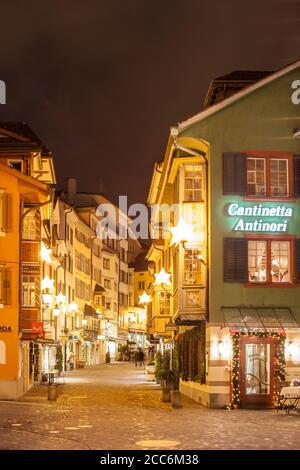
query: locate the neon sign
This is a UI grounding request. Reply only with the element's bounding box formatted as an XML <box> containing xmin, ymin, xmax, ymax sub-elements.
<box><xmin>226</xmin><ymin>203</ymin><xmax>294</xmax><ymax>233</ymax></box>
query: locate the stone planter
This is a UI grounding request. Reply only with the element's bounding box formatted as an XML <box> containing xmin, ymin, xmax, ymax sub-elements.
<box><xmin>145</xmin><ymin>365</ymin><xmax>156</xmax><ymax>382</ymax></box>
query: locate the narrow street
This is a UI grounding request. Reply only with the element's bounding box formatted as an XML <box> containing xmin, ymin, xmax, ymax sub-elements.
<box><xmin>0</xmin><ymin>362</ymin><xmax>300</xmax><ymax>450</ymax></box>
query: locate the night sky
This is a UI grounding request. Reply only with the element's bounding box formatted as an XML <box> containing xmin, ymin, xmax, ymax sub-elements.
<box><xmin>0</xmin><ymin>0</ymin><xmax>300</xmax><ymax>204</ymax></box>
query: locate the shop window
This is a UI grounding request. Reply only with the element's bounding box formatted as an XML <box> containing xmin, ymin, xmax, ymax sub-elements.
<box><xmin>184</xmin><ymin>248</ymin><xmax>202</xmax><ymax>285</ymax></box>
<box><xmin>248</xmin><ymin>240</ymin><xmax>291</xmax><ymax>284</ymax></box>
<box><xmin>158</xmin><ymin>291</ymin><xmax>171</xmax><ymax>315</ymax></box>
<box><xmin>22</xmin><ymin>275</ymin><xmax>36</xmax><ymax>307</ymax></box>
<box><xmin>183</xmin><ymin>164</ymin><xmax>203</xmax><ymax>202</ymax></box>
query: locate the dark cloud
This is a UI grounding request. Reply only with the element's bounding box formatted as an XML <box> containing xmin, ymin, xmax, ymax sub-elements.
<box><xmin>0</xmin><ymin>0</ymin><xmax>299</xmax><ymax>203</ymax></box>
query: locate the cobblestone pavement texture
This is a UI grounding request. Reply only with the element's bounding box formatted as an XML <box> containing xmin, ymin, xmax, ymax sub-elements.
<box><xmin>0</xmin><ymin>362</ymin><xmax>300</xmax><ymax>450</ymax></box>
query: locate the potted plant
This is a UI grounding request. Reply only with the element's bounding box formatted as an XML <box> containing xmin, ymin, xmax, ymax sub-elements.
<box><xmin>154</xmin><ymin>351</ymin><xmax>163</xmax><ymax>384</ymax></box>
<box><xmin>145</xmin><ymin>359</ymin><xmax>156</xmax><ymax>382</ymax></box>
<box><xmin>105</xmin><ymin>351</ymin><xmax>111</xmax><ymax>363</ymax></box>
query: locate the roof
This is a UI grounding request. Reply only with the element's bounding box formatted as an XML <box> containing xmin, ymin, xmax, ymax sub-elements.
<box><xmin>129</xmin><ymin>250</ymin><xmax>148</xmax><ymax>271</ymax></box>
<box><xmin>203</xmin><ymin>70</ymin><xmax>273</xmax><ymax>107</ymax></box>
<box><xmin>0</xmin><ymin>122</ymin><xmax>51</xmax><ymax>155</ymax></box>
<box><xmin>178</xmin><ymin>58</ymin><xmax>300</xmax><ymax>132</ymax></box>
<box><xmin>213</xmin><ymin>70</ymin><xmax>272</xmax><ymax>82</ymax></box>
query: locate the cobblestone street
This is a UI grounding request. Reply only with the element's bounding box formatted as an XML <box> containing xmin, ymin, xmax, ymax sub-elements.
<box><xmin>0</xmin><ymin>362</ymin><xmax>300</xmax><ymax>450</ymax></box>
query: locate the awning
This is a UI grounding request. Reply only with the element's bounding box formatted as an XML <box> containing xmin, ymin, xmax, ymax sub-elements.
<box><xmin>222</xmin><ymin>307</ymin><xmax>300</xmax><ymax>331</ymax></box>
<box><xmin>94</xmin><ymin>283</ymin><xmax>107</xmax><ymax>294</ymax></box>
<box><xmin>84</xmin><ymin>303</ymin><xmax>97</xmax><ymax>316</ymax></box>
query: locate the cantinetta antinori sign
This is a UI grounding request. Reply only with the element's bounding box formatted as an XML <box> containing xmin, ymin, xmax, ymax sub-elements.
<box><xmin>226</xmin><ymin>203</ymin><xmax>294</xmax><ymax>232</ymax></box>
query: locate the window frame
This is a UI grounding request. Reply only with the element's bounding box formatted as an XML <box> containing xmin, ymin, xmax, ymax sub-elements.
<box><xmin>245</xmin><ymin>151</ymin><xmax>294</xmax><ymax>201</ymax></box>
<box><xmin>245</xmin><ymin>235</ymin><xmax>295</xmax><ymax>287</ymax></box>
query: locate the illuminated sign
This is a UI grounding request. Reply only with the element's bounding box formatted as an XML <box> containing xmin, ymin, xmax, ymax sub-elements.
<box><xmin>226</xmin><ymin>203</ymin><xmax>294</xmax><ymax>233</ymax></box>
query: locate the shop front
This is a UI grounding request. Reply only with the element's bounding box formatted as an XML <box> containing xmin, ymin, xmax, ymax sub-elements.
<box><xmin>223</xmin><ymin>307</ymin><xmax>299</xmax><ymax>408</ymax></box>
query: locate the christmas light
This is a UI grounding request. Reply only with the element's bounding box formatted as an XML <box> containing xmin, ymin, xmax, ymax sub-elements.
<box><xmin>41</xmin><ymin>275</ymin><xmax>54</xmax><ymax>292</ymax></box>
<box><xmin>138</xmin><ymin>291</ymin><xmax>151</xmax><ymax>305</ymax></box>
<box><xmin>169</xmin><ymin>218</ymin><xmax>195</xmax><ymax>246</ymax></box>
<box><xmin>154</xmin><ymin>268</ymin><xmax>171</xmax><ymax>286</ymax></box>
<box><xmin>41</xmin><ymin>241</ymin><xmax>52</xmax><ymax>263</ymax></box>
<box><xmin>56</xmin><ymin>292</ymin><xmax>66</xmax><ymax>305</ymax></box>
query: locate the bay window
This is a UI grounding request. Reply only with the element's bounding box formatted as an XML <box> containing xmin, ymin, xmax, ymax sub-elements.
<box><xmin>184</xmin><ymin>164</ymin><xmax>203</xmax><ymax>202</ymax></box>
<box><xmin>184</xmin><ymin>248</ymin><xmax>202</xmax><ymax>285</ymax></box>
<box><xmin>22</xmin><ymin>275</ymin><xmax>36</xmax><ymax>307</ymax></box>
<box><xmin>158</xmin><ymin>291</ymin><xmax>171</xmax><ymax>315</ymax></box>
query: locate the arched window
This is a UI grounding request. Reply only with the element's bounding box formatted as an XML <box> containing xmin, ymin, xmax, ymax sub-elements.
<box><xmin>0</xmin><ymin>340</ymin><xmax>6</xmax><ymax>364</ymax></box>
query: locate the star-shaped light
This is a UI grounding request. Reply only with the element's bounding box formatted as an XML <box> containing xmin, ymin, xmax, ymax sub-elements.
<box><xmin>68</xmin><ymin>301</ymin><xmax>78</xmax><ymax>313</ymax></box>
<box><xmin>138</xmin><ymin>291</ymin><xmax>151</xmax><ymax>305</ymax></box>
<box><xmin>154</xmin><ymin>268</ymin><xmax>171</xmax><ymax>286</ymax></box>
<box><xmin>41</xmin><ymin>275</ymin><xmax>54</xmax><ymax>292</ymax></box>
<box><xmin>40</xmin><ymin>241</ymin><xmax>52</xmax><ymax>263</ymax></box>
<box><xmin>169</xmin><ymin>218</ymin><xmax>195</xmax><ymax>246</ymax></box>
<box><xmin>56</xmin><ymin>291</ymin><xmax>66</xmax><ymax>305</ymax></box>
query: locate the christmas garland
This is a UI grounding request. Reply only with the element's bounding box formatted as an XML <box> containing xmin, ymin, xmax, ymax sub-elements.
<box><xmin>231</xmin><ymin>331</ymin><xmax>286</xmax><ymax>408</ymax></box>
<box><xmin>177</xmin><ymin>322</ymin><xmax>206</xmax><ymax>384</ymax></box>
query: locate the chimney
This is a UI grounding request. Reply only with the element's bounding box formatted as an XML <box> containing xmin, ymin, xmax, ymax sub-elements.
<box><xmin>66</xmin><ymin>177</ymin><xmax>77</xmax><ymax>195</ymax></box>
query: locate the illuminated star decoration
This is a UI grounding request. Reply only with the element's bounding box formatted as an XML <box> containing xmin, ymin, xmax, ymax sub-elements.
<box><xmin>41</xmin><ymin>275</ymin><xmax>54</xmax><ymax>292</ymax></box>
<box><xmin>154</xmin><ymin>268</ymin><xmax>171</xmax><ymax>286</ymax></box>
<box><xmin>41</xmin><ymin>241</ymin><xmax>52</xmax><ymax>263</ymax></box>
<box><xmin>138</xmin><ymin>291</ymin><xmax>151</xmax><ymax>305</ymax></box>
<box><xmin>169</xmin><ymin>218</ymin><xmax>195</xmax><ymax>246</ymax></box>
<box><xmin>56</xmin><ymin>292</ymin><xmax>66</xmax><ymax>305</ymax></box>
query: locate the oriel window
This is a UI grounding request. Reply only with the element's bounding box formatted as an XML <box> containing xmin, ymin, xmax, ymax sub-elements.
<box><xmin>184</xmin><ymin>248</ymin><xmax>202</xmax><ymax>285</ymax></box>
<box><xmin>158</xmin><ymin>291</ymin><xmax>171</xmax><ymax>315</ymax></box>
<box><xmin>184</xmin><ymin>164</ymin><xmax>203</xmax><ymax>202</ymax></box>
<box><xmin>22</xmin><ymin>275</ymin><xmax>36</xmax><ymax>307</ymax></box>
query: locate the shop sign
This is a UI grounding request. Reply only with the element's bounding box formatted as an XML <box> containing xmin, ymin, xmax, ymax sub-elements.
<box><xmin>226</xmin><ymin>203</ymin><xmax>294</xmax><ymax>233</ymax></box>
<box><xmin>0</xmin><ymin>325</ymin><xmax>13</xmax><ymax>332</ymax></box>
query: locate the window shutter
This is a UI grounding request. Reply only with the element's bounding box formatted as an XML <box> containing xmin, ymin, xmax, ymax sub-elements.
<box><xmin>2</xmin><ymin>268</ymin><xmax>12</xmax><ymax>304</ymax></box>
<box><xmin>295</xmin><ymin>239</ymin><xmax>300</xmax><ymax>282</ymax></box>
<box><xmin>294</xmin><ymin>156</ymin><xmax>300</xmax><ymax>198</ymax></box>
<box><xmin>223</xmin><ymin>153</ymin><xmax>246</xmax><ymax>195</ymax></box>
<box><xmin>1</xmin><ymin>193</ymin><xmax>13</xmax><ymax>232</ymax></box>
<box><xmin>224</xmin><ymin>238</ymin><xmax>248</xmax><ymax>282</ymax></box>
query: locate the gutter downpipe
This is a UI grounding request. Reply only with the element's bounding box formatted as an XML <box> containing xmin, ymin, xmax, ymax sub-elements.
<box><xmin>170</xmin><ymin>130</ymin><xmax>210</xmax><ymax>324</ymax></box>
<box><xmin>63</xmin><ymin>206</ymin><xmax>73</xmax><ymax>370</ymax></box>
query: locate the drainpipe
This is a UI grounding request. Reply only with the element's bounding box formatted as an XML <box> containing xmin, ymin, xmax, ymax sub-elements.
<box><xmin>169</xmin><ymin>128</ymin><xmax>210</xmax><ymax>323</ymax></box>
<box><xmin>63</xmin><ymin>206</ymin><xmax>73</xmax><ymax>370</ymax></box>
